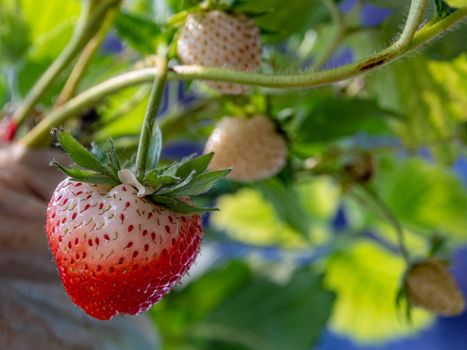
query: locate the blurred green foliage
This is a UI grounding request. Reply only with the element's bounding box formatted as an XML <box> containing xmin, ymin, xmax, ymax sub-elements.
<box><xmin>151</xmin><ymin>261</ymin><xmax>335</xmax><ymax>350</ymax></box>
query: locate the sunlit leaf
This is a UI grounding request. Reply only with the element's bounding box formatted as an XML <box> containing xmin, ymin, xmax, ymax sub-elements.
<box><xmin>324</xmin><ymin>240</ymin><xmax>432</xmax><ymax>342</ymax></box>
<box><xmin>360</xmin><ymin>34</ymin><xmax>467</xmax><ymax>163</ymax></box>
<box><xmin>232</xmin><ymin>0</ymin><xmax>332</xmax><ymax>42</ymax></box>
<box><xmin>211</xmin><ymin>188</ymin><xmax>308</xmax><ymax>247</ymax></box>
<box><xmin>423</xmin><ymin>23</ymin><xmax>467</xmax><ymax>60</ymax></box>
<box><xmin>114</xmin><ymin>10</ymin><xmax>161</xmax><ymax>54</ymax></box>
<box><xmin>296</xmin><ymin>176</ymin><xmax>340</xmax><ymax>222</ymax></box>
<box><xmin>290</xmin><ymin>96</ymin><xmax>398</xmax><ymax>145</ymax></box>
<box><xmin>0</xmin><ymin>1</ymin><xmax>30</xmax><ymax>64</ymax></box>
<box><xmin>375</xmin><ymin>157</ymin><xmax>467</xmax><ymax>240</ymax></box>
<box><xmin>256</xmin><ymin>178</ymin><xmax>312</xmax><ymax>238</ymax></box>
<box><xmin>20</xmin><ymin>0</ymin><xmax>80</xmax><ymax>41</ymax></box>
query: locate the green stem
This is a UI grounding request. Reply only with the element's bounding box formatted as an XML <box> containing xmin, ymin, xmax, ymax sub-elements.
<box><xmin>19</xmin><ymin>5</ymin><xmax>467</xmax><ymax>148</ymax></box>
<box><xmin>54</xmin><ymin>9</ymin><xmax>116</xmax><ymax>108</ymax></box>
<box><xmin>311</xmin><ymin>0</ymin><xmax>345</xmax><ymax>70</ymax></box>
<box><xmin>135</xmin><ymin>58</ymin><xmax>168</xmax><ymax>179</ymax></box>
<box><xmin>358</xmin><ymin>185</ymin><xmax>411</xmax><ymax>264</ymax></box>
<box><xmin>390</xmin><ymin>0</ymin><xmax>428</xmax><ymax>51</ymax></box>
<box><xmin>11</xmin><ymin>0</ymin><xmax>119</xmax><ymax>128</ymax></box>
<box><xmin>20</xmin><ymin>68</ymin><xmax>157</xmax><ymax>148</ymax></box>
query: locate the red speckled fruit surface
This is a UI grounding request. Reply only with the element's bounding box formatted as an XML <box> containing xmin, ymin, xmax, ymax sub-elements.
<box><xmin>46</xmin><ymin>178</ymin><xmax>203</xmax><ymax>320</ymax></box>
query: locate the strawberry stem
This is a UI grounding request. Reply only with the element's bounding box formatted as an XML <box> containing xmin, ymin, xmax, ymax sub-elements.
<box><xmin>54</xmin><ymin>9</ymin><xmax>117</xmax><ymax>109</ymax></box>
<box><xmin>359</xmin><ymin>184</ymin><xmax>411</xmax><ymax>264</ymax></box>
<box><xmin>135</xmin><ymin>57</ymin><xmax>169</xmax><ymax>179</ymax></box>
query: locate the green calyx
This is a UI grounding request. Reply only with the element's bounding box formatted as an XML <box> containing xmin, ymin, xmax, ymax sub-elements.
<box><xmin>53</xmin><ymin>129</ymin><xmax>230</xmax><ymax>214</ymax></box>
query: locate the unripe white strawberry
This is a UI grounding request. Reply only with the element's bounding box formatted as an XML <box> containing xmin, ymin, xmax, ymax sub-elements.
<box><xmin>205</xmin><ymin>116</ymin><xmax>288</xmax><ymax>181</ymax></box>
<box><xmin>405</xmin><ymin>258</ymin><xmax>465</xmax><ymax>316</ymax></box>
<box><xmin>177</xmin><ymin>10</ymin><xmax>262</xmax><ymax>94</ymax></box>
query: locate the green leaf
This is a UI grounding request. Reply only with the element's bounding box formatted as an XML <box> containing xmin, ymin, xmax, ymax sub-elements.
<box><xmin>423</xmin><ymin>24</ymin><xmax>467</xmax><ymax>61</ymax></box>
<box><xmin>446</xmin><ymin>0</ymin><xmax>467</xmax><ymax>6</ymax></box>
<box><xmin>256</xmin><ymin>179</ymin><xmax>312</xmax><ymax>238</ymax></box>
<box><xmin>144</xmin><ymin>169</ymin><xmax>179</xmax><ymax>189</ymax></box>
<box><xmin>0</xmin><ymin>1</ymin><xmax>30</xmax><ymax>64</ymax></box>
<box><xmin>290</xmin><ymin>97</ymin><xmax>397</xmax><ymax>145</ymax></box>
<box><xmin>375</xmin><ymin>157</ymin><xmax>467</xmax><ymax>240</ymax></box>
<box><xmin>360</xmin><ymin>33</ymin><xmax>466</xmax><ymax>163</ymax></box>
<box><xmin>232</xmin><ymin>0</ymin><xmax>332</xmax><ymax>43</ymax></box>
<box><xmin>150</xmin><ymin>195</ymin><xmax>217</xmax><ymax>214</ymax></box>
<box><xmin>365</xmin><ymin>0</ymin><xmax>406</xmax><ymax>8</ymax></box>
<box><xmin>211</xmin><ymin>188</ymin><xmax>308</xmax><ymax>247</ymax></box>
<box><xmin>324</xmin><ymin>240</ymin><xmax>432</xmax><ymax>342</ymax></box>
<box><xmin>14</xmin><ymin>1</ymin><xmax>80</xmax><ymax>103</ymax></box>
<box><xmin>151</xmin><ymin>261</ymin><xmax>335</xmax><ymax>350</ymax></box>
<box><xmin>56</xmin><ymin>130</ymin><xmax>110</xmax><ymax>174</ymax></box>
<box><xmin>167</xmin><ymin>169</ymin><xmax>231</xmax><ymax>196</ymax></box>
<box><xmin>107</xmin><ymin>140</ymin><xmax>121</xmax><ymax>174</ymax></box>
<box><xmin>114</xmin><ymin>10</ymin><xmax>161</xmax><ymax>54</ymax></box>
<box><xmin>20</xmin><ymin>0</ymin><xmax>80</xmax><ymax>42</ymax></box>
<box><xmin>155</xmin><ymin>170</ymin><xmax>196</xmax><ymax>195</ymax></box>
<box><xmin>146</xmin><ymin>123</ymin><xmax>163</xmax><ymax>170</ymax></box>
<box><xmin>433</xmin><ymin>0</ymin><xmax>456</xmax><ymax>19</ymax></box>
<box><xmin>176</xmin><ymin>153</ymin><xmax>214</xmax><ymax>178</ymax></box>
<box><xmin>159</xmin><ymin>162</ymin><xmax>180</xmax><ymax>178</ymax></box>
<box><xmin>163</xmin><ymin>0</ymin><xmax>199</xmax><ymax>14</ymax></box>
<box><xmin>90</xmin><ymin>140</ymin><xmax>121</xmax><ymax>175</ymax></box>
<box><xmin>53</xmin><ymin>163</ymin><xmax>118</xmax><ymax>185</ymax></box>
<box><xmin>90</xmin><ymin>142</ymin><xmax>108</xmax><ymax>164</ymax></box>
<box><xmin>203</xmin><ymin>270</ymin><xmax>334</xmax><ymax>350</ymax></box>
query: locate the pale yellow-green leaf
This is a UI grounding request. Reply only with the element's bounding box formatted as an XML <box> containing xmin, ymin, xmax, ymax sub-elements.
<box><xmin>20</xmin><ymin>1</ymin><xmax>80</xmax><ymax>59</ymax></box>
<box><xmin>324</xmin><ymin>241</ymin><xmax>432</xmax><ymax>342</ymax></box>
<box><xmin>356</xmin><ymin>30</ymin><xmax>466</xmax><ymax>163</ymax></box>
<box><xmin>20</xmin><ymin>0</ymin><xmax>80</xmax><ymax>41</ymax></box>
<box><xmin>342</xmin><ymin>196</ymin><xmax>429</xmax><ymax>257</ymax></box>
<box><xmin>96</xmin><ymin>86</ymin><xmax>150</xmax><ymax>140</ymax></box>
<box><xmin>376</xmin><ymin>157</ymin><xmax>467</xmax><ymax>240</ymax></box>
<box><xmin>296</xmin><ymin>176</ymin><xmax>340</xmax><ymax>221</ymax></box>
<box><xmin>211</xmin><ymin>188</ymin><xmax>308</xmax><ymax>247</ymax></box>
<box><xmin>426</xmin><ymin>55</ymin><xmax>467</xmax><ymax>123</ymax></box>
<box><xmin>446</xmin><ymin>0</ymin><xmax>467</xmax><ymax>6</ymax></box>
<box><xmin>211</xmin><ymin>177</ymin><xmax>341</xmax><ymax>247</ymax></box>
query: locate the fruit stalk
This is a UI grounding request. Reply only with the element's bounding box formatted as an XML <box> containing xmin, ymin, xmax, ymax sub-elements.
<box><xmin>389</xmin><ymin>0</ymin><xmax>428</xmax><ymax>51</ymax></box>
<box><xmin>360</xmin><ymin>185</ymin><xmax>410</xmax><ymax>264</ymax></box>
<box><xmin>11</xmin><ymin>0</ymin><xmax>120</xmax><ymax>129</ymax></box>
<box><xmin>310</xmin><ymin>0</ymin><xmax>346</xmax><ymax>70</ymax></box>
<box><xmin>135</xmin><ymin>57</ymin><xmax>168</xmax><ymax>179</ymax></box>
<box><xmin>54</xmin><ymin>8</ymin><xmax>117</xmax><ymax>108</ymax></box>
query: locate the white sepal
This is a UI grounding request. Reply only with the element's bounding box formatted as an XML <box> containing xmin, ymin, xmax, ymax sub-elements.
<box><xmin>118</xmin><ymin>169</ymin><xmax>154</xmax><ymax>197</ymax></box>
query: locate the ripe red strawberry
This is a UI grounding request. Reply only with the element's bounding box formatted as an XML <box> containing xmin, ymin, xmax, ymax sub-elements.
<box><xmin>405</xmin><ymin>258</ymin><xmax>465</xmax><ymax>316</ymax></box>
<box><xmin>46</xmin><ymin>130</ymin><xmax>229</xmax><ymax>320</ymax></box>
<box><xmin>177</xmin><ymin>10</ymin><xmax>262</xmax><ymax>94</ymax></box>
<box><xmin>205</xmin><ymin>115</ymin><xmax>288</xmax><ymax>181</ymax></box>
<box><xmin>46</xmin><ymin>178</ymin><xmax>202</xmax><ymax>320</ymax></box>
<box><xmin>0</xmin><ymin>116</ymin><xmax>18</xmax><ymax>143</ymax></box>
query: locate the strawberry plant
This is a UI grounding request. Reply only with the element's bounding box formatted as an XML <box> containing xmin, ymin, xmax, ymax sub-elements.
<box><xmin>1</xmin><ymin>0</ymin><xmax>467</xmax><ymax>349</ymax></box>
